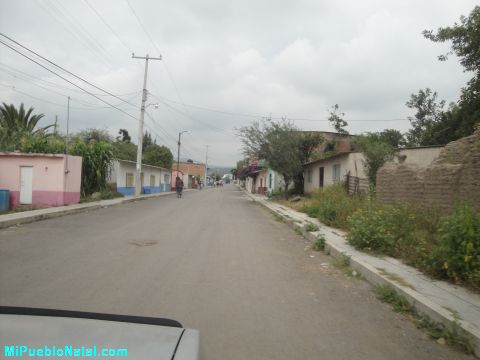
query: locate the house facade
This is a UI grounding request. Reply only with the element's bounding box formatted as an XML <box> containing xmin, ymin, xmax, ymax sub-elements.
<box><xmin>304</xmin><ymin>152</ymin><xmax>366</xmax><ymax>194</ymax></box>
<box><xmin>109</xmin><ymin>159</ymin><xmax>171</xmax><ymax>196</ymax></box>
<box><xmin>303</xmin><ymin>146</ymin><xmax>444</xmax><ymax>194</ymax></box>
<box><xmin>172</xmin><ymin>161</ymin><xmax>206</xmax><ymax>189</ymax></box>
<box><xmin>0</xmin><ymin>152</ymin><xmax>82</xmax><ymax>208</ymax></box>
<box><xmin>266</xmin><ymin>168</ymin><xmax>284</xmax><ymax>195</ymax></box>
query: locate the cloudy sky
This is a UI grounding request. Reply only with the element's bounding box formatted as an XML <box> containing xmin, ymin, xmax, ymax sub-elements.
<box><xmin>0</xmin><ymin>0</ymin><xmax>477</xmax><ymax>166</ymax></box>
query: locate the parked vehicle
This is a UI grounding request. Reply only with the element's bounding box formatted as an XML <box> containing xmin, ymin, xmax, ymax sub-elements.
<box><xmin>0</xmin><ymin>307</ymin><xmax>199</xmax><ymax>360</ymax></box>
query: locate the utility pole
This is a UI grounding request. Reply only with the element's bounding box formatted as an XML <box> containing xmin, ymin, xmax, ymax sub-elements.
<box><xmin>176</xmin><ymin>131</ymin><xmax>188</xmax><ymax>184</ymax></box>
<box><xmin>132</xmin><ymin>53</ymin><xmax>162</xmax><ymax>196</ymax></box>
<box><xmin>65</xmin><ymin>97</ymin><xmax>70</xmax><ymax>154</ymax></box>
<box><xmin>65</xmin><ymin>96</ymin><xmax>70</xmax><ymax>174</ymax></box>
<box><xmin>205</xmin><ymin>145</ymin><xmax>209</xmax><ymax>187</ymax></box>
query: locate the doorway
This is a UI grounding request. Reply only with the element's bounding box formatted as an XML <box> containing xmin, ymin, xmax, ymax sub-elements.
<box><xmin>20</xmin><ymin>166</ymin><xmax>33</xmax><ymax>204</ymax></box>
<box><xmin>319</xmin><ymin>167</ymin><xmax>324</xmax><ymax>188</ymax></box>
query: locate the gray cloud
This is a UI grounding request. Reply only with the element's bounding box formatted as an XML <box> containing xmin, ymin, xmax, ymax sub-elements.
<box><xmin>0</xmin><ymin>0</ymin><xmax>477</xmax><ymax>166</ymax></box>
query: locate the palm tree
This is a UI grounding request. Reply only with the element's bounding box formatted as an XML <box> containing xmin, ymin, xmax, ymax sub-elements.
<box><xmin>0</xmin><ymin>103</ymin><xmax>53</xmax><ymax>136</ymax></box>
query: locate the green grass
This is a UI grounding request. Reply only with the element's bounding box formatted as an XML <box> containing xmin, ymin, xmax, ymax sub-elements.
<box><xmin>374</xmin><ymin>284</ymin><xmax>474</xmax><ymax>354</ymax></box>
<box><xmin>304</xmin><ymin>222</ymin><xmax>319</xmax><ymax>232</ymax></box>
<box><xmin>376</xmin><ymin>268</ymin><xmax>416</xmax><ymax>290</ymax></box>
<box><xmin>312</xmin><ymin>234</ymin><xmax>326</xmax><ymax>251</ymax></box>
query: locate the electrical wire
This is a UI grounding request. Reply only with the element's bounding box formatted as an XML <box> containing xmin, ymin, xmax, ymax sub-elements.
<box><xmin>0</xmin><ymin>38</ymin><xmax>138</xmax><ymax>120</ymax></box>
<box><xmin>125</xmin><ymin>0</ymin><xmax>161</xmax><ymax>55</ymax></box>
<box><xmin>0</xmin><ymin>33</ymin><xmax>139</xmax><ymax>109</ymax></box>
<box><xmin>0</xmin><ymin>61</ymin><xmax>141</xmax><ymax>98</ymax></box>
<box><xmin>83</xmin><ymin>0</ymin><xmax>132</xmax><ymax>53</ymax></box>
<box><xmin>37</xmin><ymin>0</ymin><xmax>112</xmax><ymax>70</ymax></box>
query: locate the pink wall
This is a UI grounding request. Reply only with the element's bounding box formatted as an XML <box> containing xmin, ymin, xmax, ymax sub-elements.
<box><xmin>0</xmin><ymin>153</ymin><xmax>82</xmax><ymax>208</ymax></box>
<box><xmin>254</xmin><ymin>171</ymin><xmax>268</xmax><ymax>190</ymax></box>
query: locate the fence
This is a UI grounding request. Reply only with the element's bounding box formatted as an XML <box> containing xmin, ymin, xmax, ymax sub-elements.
<box><xmin>344</xmin><ymin>174</ymin><xmax>369</xmax><ymax>195</ymax></box>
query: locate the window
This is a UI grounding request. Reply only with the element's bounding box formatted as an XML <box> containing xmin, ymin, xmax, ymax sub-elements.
<box><xmin>307</xmin><ymin>169</ymin><xmax>312</xmax><ymax>183</ymax></box>
<box><xmin>126</xmin><ymin>173</ymin><xmax>134</xmax><ymax>187</ymax></box>
<box><xmin>150</xmin><ymin>175</ymin><xmax>155</xmax><ymax>187</ymax></box>
<box><xmin>269</xmin><ymin>173</ymin><xmax>272</xmax><ymax>188</ymax></box>
<box><xmin>333</xmin><ymin>164</ymin><xmax>341</xmax><ymax>183</ymax></box>
<box><xmin>164</xmin><ymin>174</ymin><xmax>170</xmax><ymax>184</ymax></box>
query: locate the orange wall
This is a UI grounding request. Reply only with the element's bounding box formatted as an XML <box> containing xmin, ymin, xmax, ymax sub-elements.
<box><xmin>172</xmin><ymin>162</ymin><xmax>206</xmax><ymax>177</ymax></box>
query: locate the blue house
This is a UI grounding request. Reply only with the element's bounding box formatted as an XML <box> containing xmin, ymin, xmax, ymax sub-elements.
<box><xmin>108</xmin><ymin>159</ymin><xmax>171</xmax><ymax>196</ymax></box>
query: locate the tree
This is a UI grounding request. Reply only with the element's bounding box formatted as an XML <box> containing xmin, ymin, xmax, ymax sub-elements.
<box><xmin>0</xmin><ymin>103</ymin><xmax>53</xmax><ymax>136</ymax></box>
<box><xmin>377</xmin><ymin>129</ymin><xmax>406</xmax><ymax>148</ymax></box>
<box><xmin>76</xmin><ymin>128</ymin><xmax>112</xmax><ymax>142</ymax></box>
<box><xmin>69</xmin><ymin>138</ymin><xmax>114</xmax><ymax>196</ymax></box>
<box><xmin>112</xmin><ymin>141</ymin><xmax>137</xmax><ymax>161</ymax></box>
<box><xmin>142</xmin><ymin>144</ymin><xmax>173</xmax><ymax>169</ymax></box>
<box><xmin>405</xmin><ymin>88</ymin><xmax>446</xmax><ymax>146</ymax></box>
<box><xmin>328</xmin><ymin>104</ymin><xmax>348</xmax><ymax>134</ymax></box>
<box><xmin>142</xmin><ymin>130</ymin><xmax>156</xmax><ymax>151</ymax></box>
<box><xmin>238</xmin><ymin>120</ymin><xmax>305</xmax><ymax>198</ymax></box>
<box><xmin>421</xmin><ymin>6</ymin><xmax>480</xmax><ymax>141</ymax></box>
<box><xmin>116</xmin><ymin>129</ymin><xmax>131</xmax><ymax>143</ymax></box>
<box><xmin>354</xmin><ymin>134</ymin><xmax>397</xmax><ymax>189</ymax></box>
<box><xmin>293</xmin><ymin>132</ymin><xmax>324</xmax><ymax>193</ymax></box>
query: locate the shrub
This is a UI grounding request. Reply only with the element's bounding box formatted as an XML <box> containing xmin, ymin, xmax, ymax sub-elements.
<box><xmin>347</xmin><ymin>206</ymin><xmax>396</xmax><ymax>252</ymax></box>
<box><xmin>312</xmin><ymin>234</ymin><xmax>326</xmax><ymax>251</ymax></box>
<box><xmin>312</xmin><ymin>184</ymin><xmax>366</xmax><ymax>229</ymax></box>
<box><xmin>305</xmin><ymin>204</ymin><xmax>319</xmax><ymax>218</ymax></box>
<box><xmin>347</xmin><ymin>204</ymin><xmax>418</xmax><ymax>255</ymax></box>
<box><xmin>70</xmin><ymin>139</ymin><xmax>114</xmax><ymax>196</ymax></box>
<box><xmin>437</xmin><ymin>206</ymin><xmax>480</xmax><ymax>289</ymax></box>
<box><xmin>304</xmin><ymin>223</ymin><xmax>319</xmax><ymax>232</ymax></box>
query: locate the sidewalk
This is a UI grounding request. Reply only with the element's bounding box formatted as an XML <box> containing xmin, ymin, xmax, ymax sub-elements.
<box><xmin>0</xmin><ymin>190</ymin><xmax>189</xmax><ymax>230</ymax></box>
<box><xmin>246</xmin><ymin>192</ymin><xmax>480</xmax><ymax>357</ymax></box>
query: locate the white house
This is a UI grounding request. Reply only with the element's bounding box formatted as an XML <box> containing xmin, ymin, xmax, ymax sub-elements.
<box><xmin>109</xmin><ymin>159</ymin><xmax>171</xmax><ymax>196</ymax></box>
<box><xmin>303</xmin><ymin>146</ymin><xmax>444</xmax><ymax>194</ymax></box>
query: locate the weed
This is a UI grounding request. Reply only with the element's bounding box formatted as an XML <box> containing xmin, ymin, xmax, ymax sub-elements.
<box><xmin>304</xmin><ymin>222</ymin><xmax>319</xmax><ymax>232</ymax></box>
<box><xmin>294</xmin><ymin>227</ymin><xmax>302</xmax><ymax>235</ymax></box>
<box><xmin>376</xmin><ymin>268</ymin><xmax>416</xmax><ymax>290</ymax></box>
<box><xmin>375</xmin><ymin>284</ymin><xmax>413</xmax><ymax>313</ymax></box>
<box><xmin>374</xmin><ymin>284</ymin><xmax>474</xmax><ymax>354</ymax></box>
<box><xmin>271</xmin><ymin>211</ymin><xmax>284</xmax><ymax>222</ymax></box>
<box><xmin>331</xmin><ymin>252</ymin><xmax>356</xmax><ymax>277</ymax></box>
<box><xmin>312</xmin><ymin>234</ymin><xmax>326</xmax><ymax>251</ymax></box>
<box><xmin>341</xmin><ymin>252</ymin><xmax>351</xmax><ymax>267</ymax></box>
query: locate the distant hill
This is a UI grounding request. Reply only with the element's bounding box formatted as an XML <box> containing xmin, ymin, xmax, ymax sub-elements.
<box><xmin>207</xmin><ymin>165</ymin><xmax>233</xmax><ymax>176</ymax></box>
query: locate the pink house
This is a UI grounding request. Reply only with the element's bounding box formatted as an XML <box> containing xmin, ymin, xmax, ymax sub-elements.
<box><xmin>0</xmin><ymin>152</ymin><xmax>82</xmax><ymax>209</ymax></box>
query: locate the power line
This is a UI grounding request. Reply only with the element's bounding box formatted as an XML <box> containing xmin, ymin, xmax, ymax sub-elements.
<box><xmin>0</xmin><ymin>61</ymin><xmax>141</xmax><ymax>98</ymax></box>
<box><xmin>125</xmin><ymin>0</ymin><xmax>161</xmax><ymax>54</ymax></box>
<box><xmin>150</xmin><ymin>93</ymin><xmax>409</xmax><ymax>123</ymax></box>
<box><xmin>0</xmin><ymin>38</ymin><xmax>138</xmax><ymax>120</ymax></box>
<box><xmin>83</xmin><ymin>0</ymin><xmax>132</xmax><ymax>53</ymax></box>
<box><xmin>0</xmin><ymin>33</ymin><xmax>139</xmax><ymax>109</ymax></box>
<box><xmin>37</xmin><ymin>0</ymin><xmax>112</xmax><ymax>70</ymax></box>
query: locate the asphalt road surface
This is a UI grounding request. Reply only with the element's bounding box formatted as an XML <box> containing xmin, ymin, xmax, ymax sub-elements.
<box><xmin>0</xmin><ymin>185</ymin><xmax>471</xmax><ymax>359</ymax></box>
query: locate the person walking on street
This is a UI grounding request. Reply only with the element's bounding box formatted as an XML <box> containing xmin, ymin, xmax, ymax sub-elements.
<box><xmin>175</xmin><ymin>176</ymin><xmax>184</xmax><ymax>198</ymax></box>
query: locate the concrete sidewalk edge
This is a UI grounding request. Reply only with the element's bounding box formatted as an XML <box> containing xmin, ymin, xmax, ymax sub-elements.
<box><xmin>245</xmin><ymin>191</ymin><xmax>480</xmax><ymax>357</ymax></box>
<box><xmin>0</xmin><ymin>190</ymin><xmax>191</xmax><ymax>230</ymax></box>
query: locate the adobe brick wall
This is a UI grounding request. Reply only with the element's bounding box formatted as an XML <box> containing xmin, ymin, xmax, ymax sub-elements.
<box><xmin>377</xmin><ymin>129</ymin><xmax>480</xmax><ymax>212</ymax></box>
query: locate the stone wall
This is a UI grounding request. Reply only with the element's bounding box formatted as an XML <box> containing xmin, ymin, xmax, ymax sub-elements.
<box><xmin>377</xmin><ymin>129</ymin><xmax>480</xmax><ymax>212</ymax></box>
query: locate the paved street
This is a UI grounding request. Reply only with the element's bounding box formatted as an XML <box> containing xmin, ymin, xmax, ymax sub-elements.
<box><xmin>0</xmin><ymin>185</ymin><xmax>470</xmax><ymax>360</ymax></box>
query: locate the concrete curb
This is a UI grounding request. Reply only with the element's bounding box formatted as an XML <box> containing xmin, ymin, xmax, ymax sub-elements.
<box><xmin>0</xmin><ymin>190</ymin><xmax>193</xmax><ymax>230</ymax></box>
<box><xmin>245</xmin><ymin>191</ymin><xmax>480</xmax><ymax>357</ymax></box>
